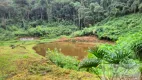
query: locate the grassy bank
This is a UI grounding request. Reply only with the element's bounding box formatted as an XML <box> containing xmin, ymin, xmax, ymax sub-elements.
<box><xmin>0</xmin><ymin>39</ymin><xmax>99</xmax><ymax>80</ymax></box>
<box><xmin>0</xmin><ymin>40</ymin><xmax>43</xmax><ymax>79</ymax></box>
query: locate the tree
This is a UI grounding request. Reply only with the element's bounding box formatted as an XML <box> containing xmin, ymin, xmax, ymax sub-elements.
<box><xmin>138</xmin><ymin>3</ymin><xmax>142</xmax><ymax>12</ymax></box>
<box><xmin>109</xmin><ymin>1</ymin><xmax>125</xmax><ymax>16</ymax></box>
<box><xmin>130</xmin><ymin>0</ymin><xmax>139</xmax><ymax>13</ymax></box>
<box><xmin>78</xmin><ymin>7</ymin><xmax>91</xmax><ymax>29</ymax></box>
<box><xmin>0</xmin><ymin>0</ymin><xmax>142</xmax><ymax>28</ymax></box>
<box><xmin>14</xmin><ymin>0</ymin><xmax>29</xmax><ymax>28</ymax></box>
<box><xmin>92</xmin><ymin>2</ymin><xmax>105</xmax><ymax>21</ymax></box>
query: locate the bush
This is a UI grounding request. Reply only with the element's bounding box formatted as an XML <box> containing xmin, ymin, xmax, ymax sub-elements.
<box><xmin>43</xmin><ymin>25</ymin><xmax>78</xmax><ymax>38</ymax></box>
<box><xmin>46</xmin><ymin>49</ymin><xmax>79</xmax><ymax>70</ymax></box>
<box><xmin>28</xmin><ymin>26</ymin><xmax>46</xmax><ymax>37</ymax></box>
<box><xmin>7</xmin><ymin>25</ymin><xmax>19</xmax><ymax>31</ymax></box>
<box><xmin>117</xmin><ymin>32</ymin><xmax>142</xmax><ymax>60</ymax></box>
<box><xmin>29</xmin><ymin>20</ymin><xmax>44</xmax><ymax>27</ymax></box>
<box><xmin>11</xmin><ymin>25</ymin><xmax>78</xmax><ymax>39</ymax></box>
<box><xmin>71</xmin><ymin>31</ymin><xmax>84</xmax><ymax>37</ymax></box>
<box><xmin>71</xmin><ymin>27</ymin><xmax>96</xmax><ymax>37</ymax></box>
<box><xmin>0</xmin><ymin>31</ymin><xmax>15</xmax><ymax>41</ymax></box>
<box><xmin>14</xmin><ymin>30</ymin><xmax>28</xmax><ymax>37</ymax></box>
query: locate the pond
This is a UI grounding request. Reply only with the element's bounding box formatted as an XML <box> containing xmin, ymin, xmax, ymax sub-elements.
<box><xmin>33</xmin><ymin>42</ymin><xmax>96</xmax><ymax>60</ymax></box>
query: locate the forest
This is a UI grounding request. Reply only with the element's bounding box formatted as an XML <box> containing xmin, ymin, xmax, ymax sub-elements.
<box><xmin>0</xmin><ymin>0</ymin><xmax>142</xmax><ymax>80</ymax></box>
<box><xmin>1</xmin><ymin>0</ymin><xmax>142</xmax><ymax>28</ymax></box>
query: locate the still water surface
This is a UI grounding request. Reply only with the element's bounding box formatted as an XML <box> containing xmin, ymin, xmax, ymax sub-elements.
<box><xmin>33</xmin><ymin>42</ymin><xmax>96</xmax><ymax>59</ymax></box>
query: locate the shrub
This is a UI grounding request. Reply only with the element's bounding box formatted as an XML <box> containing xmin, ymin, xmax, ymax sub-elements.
<box><xmin>7</xmin><ymin>25</ymin><xmax>19</xmax><ymax>31</ymax></box>
<box><xmin>28</xmin><ymin>26</ymin><xmax>46</xmax><ymax>37</ymax></box>
<box><xmin>71</xmin><ymin>27</ymin><xmax>96</xmax><ymax>37</ymax></box>
<box><xmin>0</xmin><ymin>31</ymin><xmax>15</xmax><ymax>41</ymax></box>
<box><xmin>0</xmin><ymin>24</ymin><xmax>78</xmax><ymax>41</ymax></box>
<box><xmin>46</xmin><ymin>49</ymin><xmax>79</xmax><ymax>70</ymax></box>
<box><xmin>14</xmin><ymin>30</ymin><xmax>28</xmax><ymax>37</ymax></box>
<box><xmin>13</xmin><ymin>25</ymin><xmax>78</xmax><ymax>38</ymax></box>
<box><xmin>71</xmin><ymin>31</ymin><xmax>84</xmax><ymax>37</ymax></box>
<box><xmin>29</xmin><ymin>20</ymin><xmax>44</xmax><ymax>27</ymax></box>
<box><xmin>117</xmin><ymin>31</ymin><xmax>142</xmax><ymax>60</ymax></box>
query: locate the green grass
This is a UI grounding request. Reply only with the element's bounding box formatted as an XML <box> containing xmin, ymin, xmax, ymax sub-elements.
<box><xmin>0</xmin><ymin>40</ymin><xmax>44</xmax><ymax>78</ymax></box>
<box><xmin>0</xmin><ymin>39</ymin><xmax>99</xmax><ymax>80</ymax></box>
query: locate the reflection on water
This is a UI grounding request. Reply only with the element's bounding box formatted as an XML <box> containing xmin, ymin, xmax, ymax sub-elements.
<box><xmin>33</xmin><ymin>42</ymin><xmax>96</xmax><ymax>60</ymax></box>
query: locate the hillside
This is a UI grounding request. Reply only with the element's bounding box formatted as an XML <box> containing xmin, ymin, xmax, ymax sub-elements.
<box><xmin>72</xmin><ymin>13</ymin><xmax>142</xmax><ymax>41</ymax></box>
<box><xmin>1</xmin><ymin>0</ymin><xmax>142</xmax><ymax>40</ymax></box>
<box><xmin>1</xmin><ymin>0</ymin><xmax>142</xmax><ymax>80</ymax></box>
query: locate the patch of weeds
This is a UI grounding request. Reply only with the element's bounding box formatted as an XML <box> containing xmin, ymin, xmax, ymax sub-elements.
<box><xmin>0</xmin><ymin>56</ymin><xmax>16</xmax><ymax>78</ymax></box>
<box><xmin>46</xmin><ymin>49</ymin><xmax>79</xmax><ymax>70</ymax></box>
<box><xmin>28</xmin><ymin>63</ymin><xmax>52</xmax><ymax>76</ymax></box>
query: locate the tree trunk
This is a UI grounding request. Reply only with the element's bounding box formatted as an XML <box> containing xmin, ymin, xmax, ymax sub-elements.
<box><xmin>40</xmin><ymin>8</ymin><xmax>43</xmax><ymax>20</ymax></box>
<box><xmin>8</xmin><ymin>11</ymin><xmax>11</xmax><ymax>19</ymax></box>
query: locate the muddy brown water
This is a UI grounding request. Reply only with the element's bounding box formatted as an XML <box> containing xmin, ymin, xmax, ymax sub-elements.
<box><xmin>33</xmin><ymin>42</ymin><xmax>97</xmax><ymax>60</ymax></box>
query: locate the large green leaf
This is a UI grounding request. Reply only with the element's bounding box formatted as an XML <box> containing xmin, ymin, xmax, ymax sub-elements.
<box><xmin>79</xmin><ymin>58</ymin><xmax>100</xmax><ymax>69</ymax></box>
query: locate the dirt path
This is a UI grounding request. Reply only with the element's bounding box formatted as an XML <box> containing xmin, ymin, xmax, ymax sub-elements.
<box><xmin>56</xmin><ymin>36</ymin><xmax>114</xmax><ymax>44</ymax></box>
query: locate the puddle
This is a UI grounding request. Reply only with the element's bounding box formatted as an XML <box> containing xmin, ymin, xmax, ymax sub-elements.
<box><xmin>19</xmin><ymin>37</ymin><xmax>39</xmax><ymax>41</ymax></box>
<box><xmin>33</xmin><ymin>42</ymin><xmax>96</xmax><ymax>60</ymax></box>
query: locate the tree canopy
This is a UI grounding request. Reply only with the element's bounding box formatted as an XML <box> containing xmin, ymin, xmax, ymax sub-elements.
<box><xmin>0</xmin><ymin>0</ymin><xmax>142</xmax><ymax>28</ymax></box>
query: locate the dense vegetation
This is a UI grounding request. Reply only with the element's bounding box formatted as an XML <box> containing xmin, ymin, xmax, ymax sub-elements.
<box><xmin>0</xmin><ymin>24</ymin><xmax>78</xmax><ymax>41</ymax></box>
<box><xmin>1</xmin><ymin>0</ymin><xmax>142</xmax><ymax>27</ymax></box>
<box><xmin>1</xmin><ymin>0</ymin><xmax>142</xmax><ymax>80</ymax></box>
<box><xmin>75</xmin><ymin>32</ymin><xmax>141</xmax><ymax>79</ymax></box>
<box><xmin>1</xmin><ymin>0</ymin><xmax>142</xmax><ymax>40</ymax></box>
<box><xmin>46</xmin><ymin>49</ymin><xmax>79</xmax><ymax>70</ymax></box>
<box><xmin>45</xmin><ymin>31</ymin><xmax>142</xmax><ymax>79</ymax></box>
<box><xmin>72</xmin><ymin>13</ymin><xmax>142</xmax><ymax>41</ymax></box>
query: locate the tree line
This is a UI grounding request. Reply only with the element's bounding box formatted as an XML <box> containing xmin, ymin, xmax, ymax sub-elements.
<box><xmin>1</xmin><ymin>0</ymin><xmax>142</xmax><ymax>29</ymax></box>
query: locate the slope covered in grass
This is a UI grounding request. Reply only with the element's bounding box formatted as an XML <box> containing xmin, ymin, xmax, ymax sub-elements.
<box><xmin>72</xmin><ymin>13</ymin><xmax>142</xmax><ymax>41</ymax></box>
<box><xmin>0</xmin><ymin>41</ymin><xmax>99</xmax><ymax>80</ymax></box>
